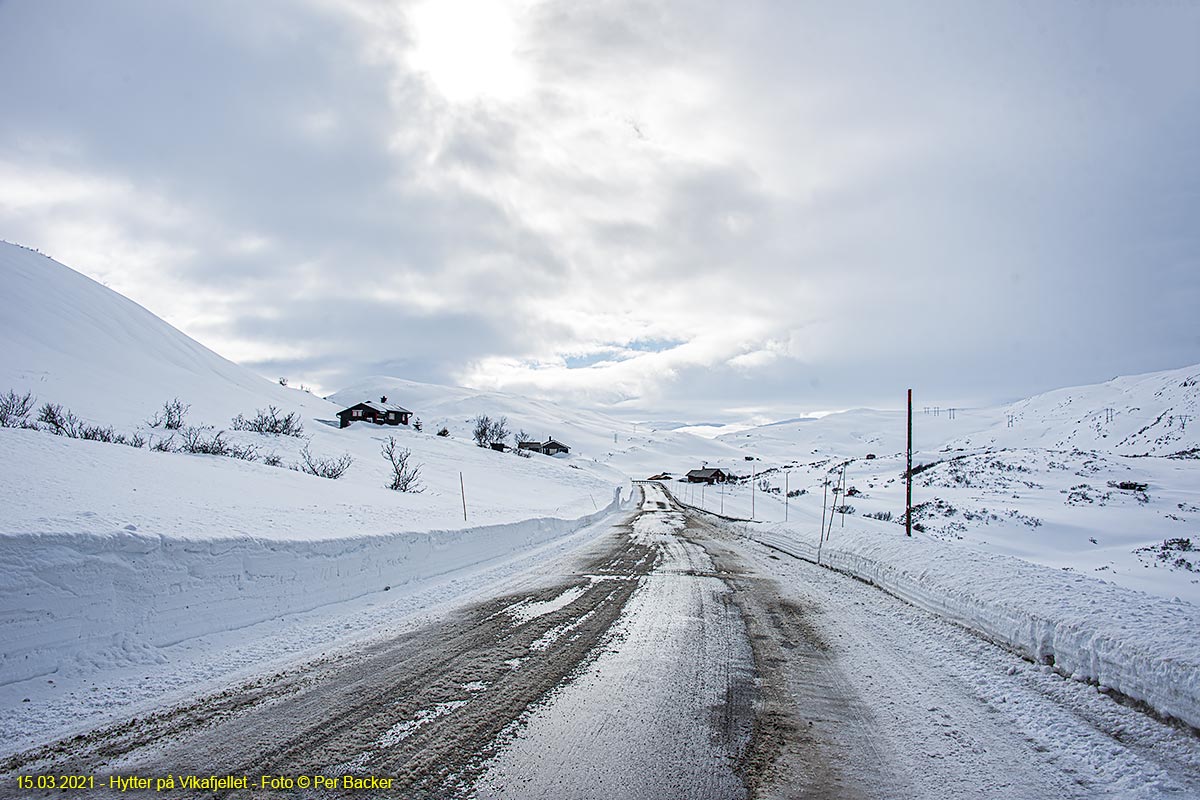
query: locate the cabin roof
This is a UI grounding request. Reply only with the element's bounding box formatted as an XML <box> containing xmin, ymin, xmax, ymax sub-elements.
<box><xmin>686</xmin><ymin>468</ymin><xmax>725</xmax><ymax>478</ymax></box>
<box><xmin>342</xmin><ymin>400</ymin><xmax>411</xmax><ymax>414</ymax></box>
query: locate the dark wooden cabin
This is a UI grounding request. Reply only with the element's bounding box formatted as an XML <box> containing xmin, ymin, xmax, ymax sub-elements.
<box><xmin>518</xmin><ymin>438</ymin><xmax>571</xmax><ymax>455</ymax></box>
<box><xmin>686</xmin><ymin>468</ymin><xmax>728</xmax><ymax>484</ymax></box>
<box><xmin>337</xmin><ymin>398</ymin><xmax>412</xmax><ymax>429</ymax></box>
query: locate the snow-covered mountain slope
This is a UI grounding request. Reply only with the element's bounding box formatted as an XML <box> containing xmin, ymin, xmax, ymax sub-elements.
<box><xmin>953</xmin><ymin>365</ymin><xmax>1200</xmax><ymax>456</ymax></box>
<box><xmin>715</xmin><ymin>407</ymin><xmax>997</xmax><ymax>462</ymax></box>
<box><xmin>0</xmin><ymin>241</ymin><xmax>335</xmax><ymax>427</ymax></box>
<box><xmin>328</xmin><ymin>375</ymin><xmax>748</xmax><ymax>479</ymax></box>
<box><xmin>701</xmin><ymin>365</ymin><xmax>1200</xmax><ymax>604</ymax></box>
<box><xmin>0</xmin><ymin>240</ymin><xmax>632</xmax><ymax>534</ymax></box>
<box><xmin>0</xmin><ymin>241</ymin><xmax>625</xmax><ymax>512</ymax></box>
<box><xmin>715</xmin><ymin>366</ymin><xmax>1200</xmax><ymax>462</ymax></box>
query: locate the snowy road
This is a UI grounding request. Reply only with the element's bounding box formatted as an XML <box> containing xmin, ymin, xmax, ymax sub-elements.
<box><xmin>2</xmin><ymin>483</ymin><xmax>1198</xmax><ymax>799</ymax></box>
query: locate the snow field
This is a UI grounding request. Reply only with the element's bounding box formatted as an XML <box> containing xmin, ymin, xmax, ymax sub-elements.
<box><xmin>675</xmin><ymin>447</ymin><xmax>1200</xmax><ymax>602</ymax></box>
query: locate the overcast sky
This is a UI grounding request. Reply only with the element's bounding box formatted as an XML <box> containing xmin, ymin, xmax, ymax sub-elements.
<box><xmin>2</xmin><ymin>0</ymin><xmax>1198</xmax><ymax>423</ymax></box>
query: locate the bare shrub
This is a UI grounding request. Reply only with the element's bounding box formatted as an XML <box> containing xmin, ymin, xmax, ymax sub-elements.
<box><xmin>77</xmin><ymin>423</ymin><xmax>123</xmax><ymax>443</ymax></box>
<box><xmin>0</xmin><ymin>390</ymin><xmax>36</xmax><ymax>428</ymax></box>
<box><xmin>264</xmin><ymin>452</ymin><xmax>284</xmax><ymax>467</ymax></box>
<box><xmin>228</xmin><ymin>441</ymin><xmax>259</xmax><ymax>461</ymax></box>
<box><xmin>472</xmin><ymin>415</ymin><xmax>491</xmax><ymax>447</ymax></box>
<box><xmin>38</xmin><ymin>403</ymin><xmax>84</xmax><ymax>437</ymax></box>
<box><xmin>437</xmin><ymin>426</ymin><xmax>450</xmax><ymax>437</ymax></box>
<box><xmin>177</xmin><ymin>426</ymin><xmax>258</xmax><ymax>461</ymax></box>
<box><xmin>471</xmin><ymin>414</ymin><xmax>510</xmax><ymax>448</ymax></box>
<box><xmin>33</xmin><ymin>401</ymin><xmax>144</xmax><ymax>446</ymax></box>
<box><xmin>147</xmin><ymin>398</ymin><xmax>189</xmax><ymax>430</ymax></box>
<box><xmin>381</xmin><ymin>436</ymin><xmax>423</xmax><ymax>492</ymax></box>
<box><xmin>231</xmin><ymin>406</ymin><xmax>304</xmax><ymax>436</ymax></box>
<box><xmin>865</xmin><ymin>510</ymin><xmax>893</xmax><ymax>522</ymax></box>
<box><xmin>412</xmin><ymin>417</ymin><xmax>423</xmax><ymax>432</ymax></box>
<box><xmin>178</xmin><ymin>425</ymin><xmax>219</xmax><ymax>453</ymax></box>
<box><xmin>490</xmin><ymin>416</ymin><xmax>510</xmax><ymax>446</ymax></box>
<box><xmin>297</xmin><ymin>443</ymin><xmax>352</xmax><ymax>479</ymax></box>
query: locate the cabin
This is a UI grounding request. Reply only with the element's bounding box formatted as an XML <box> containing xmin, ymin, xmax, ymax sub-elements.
<box><xmin>686</xmin><ymin>468</ymin><xmax>728</xmax><ymax>484</ymax></box>
<box><xmin>337</xmin><ymin>398</ymin><xmax>412</xmax><ymax>429</ymax></box>
<box><xmin>518</xmin><ymin>438</ymin><xmax>571</xmax><ymax>456</ymax></box>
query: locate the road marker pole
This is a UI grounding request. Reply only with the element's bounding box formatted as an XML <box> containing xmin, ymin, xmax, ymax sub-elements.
<box><xmin>460</xmin><ymin>471</ymin><xmax>468</xmax><ymax>522</ymax></box>
<box><xmin>906</xmin><ymin>388</ymin><xmax>913</xmax><ymax>537</ymax></box>
<box><xmin>820</xmin><ymin>475</ymin><xmax>828</xmax><ymax>553</ymax></box>
<box><xmin>840</xmin><ymin>463</ymin><xmax>847</xmax><ymax>528</ymax></box>
<box><xmin>785</xmin><ymin>471</ymin><xmax>789</xmax><ymax>522</ymax></box>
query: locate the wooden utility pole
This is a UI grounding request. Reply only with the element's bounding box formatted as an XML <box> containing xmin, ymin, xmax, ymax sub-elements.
<box><xmin>825</xmin><ymin>468</ymin><xmax>839</xmax><ymax>540</ymax></box>
<box><xmin>906</xmin><ymin>389</ymin><xmax>913</xmax><ymax>537</ymax></box>
<box><xmin>784</xmin><ymin>471</ymin><xmax>789</xmax><ymax>522</ymax></box>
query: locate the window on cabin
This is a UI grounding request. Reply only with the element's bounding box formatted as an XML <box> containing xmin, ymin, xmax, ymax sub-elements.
<box><xmin>352</xmin><ymin>409</ymin><xmax>362</xmax><ymax>418</ymax></box>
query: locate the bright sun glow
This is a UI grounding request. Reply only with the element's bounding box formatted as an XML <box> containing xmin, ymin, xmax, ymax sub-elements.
<box><xmin>407</xmin><ymin>0</ymin><xmax>531</xmax><ymax>103</ymax></box>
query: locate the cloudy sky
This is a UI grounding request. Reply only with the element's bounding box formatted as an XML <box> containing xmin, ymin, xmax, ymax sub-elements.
<box><xmin>2</xmin><ymin>0</ymin><xmax>1198</xmax><ymax>423</ymax></box>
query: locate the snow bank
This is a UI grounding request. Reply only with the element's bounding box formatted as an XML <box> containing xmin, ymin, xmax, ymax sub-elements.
<box><xmin>753</xmin><ymin>522</ymin><xmax>1199</xmax><ymax>729</ymax></box>
<box><xmin>0</xmin><ymin>488</ymin><xmax>624</xmax><ymax>686</ymax></box>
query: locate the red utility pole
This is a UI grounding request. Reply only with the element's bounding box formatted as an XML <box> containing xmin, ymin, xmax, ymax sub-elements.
<box><xmin>906</xmin><ymin>388</ymin><xmax>913</xmax><ymax>537</ymax></box>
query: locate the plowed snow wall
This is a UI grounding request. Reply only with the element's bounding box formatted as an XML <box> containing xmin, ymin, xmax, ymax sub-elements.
<box><xmin>746</xmin><ymin>524</ymin><xmax>1200</xmax><ymax>730</ymax></box>
<box><xmin>0</xmin><ymin>488</ymin><xmax>623</xmax><ymax>685</ymax></box>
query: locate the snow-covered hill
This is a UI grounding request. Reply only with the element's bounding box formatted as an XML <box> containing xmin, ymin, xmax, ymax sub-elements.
<box><xmin>953</xmin><ymin>365</ymin><xmax>1200</xmax><ymax>457</ymax></box>
<box><xmin>696</xmin><ymin>366</ymin><xmax>1200</xmax><ymax>604</ymax></box>
<box><xmin>328</xmin><ymin>375</ymin><xmax>748</xmax><ymax>479</ymax></box>
<box><xmin>0</xmin><ymin>242</ymin><xmax>334</xmax><ymax>427</ymax></box>
<box><xmin>0</xmin><ymin>242</ymin><xmax>628</xmax><ymax>522</ymax></box>
<box><xmin>715</xmin><ymin>406</ymin><xmax>996</xmax><ymax>461</ymax></box>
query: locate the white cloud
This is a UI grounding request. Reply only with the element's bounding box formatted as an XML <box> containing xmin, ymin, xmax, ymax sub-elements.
<box><xmin>1</xmin><ymin>0</ymin><xmax>1197</xmax><ymax>420</ymax></box>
